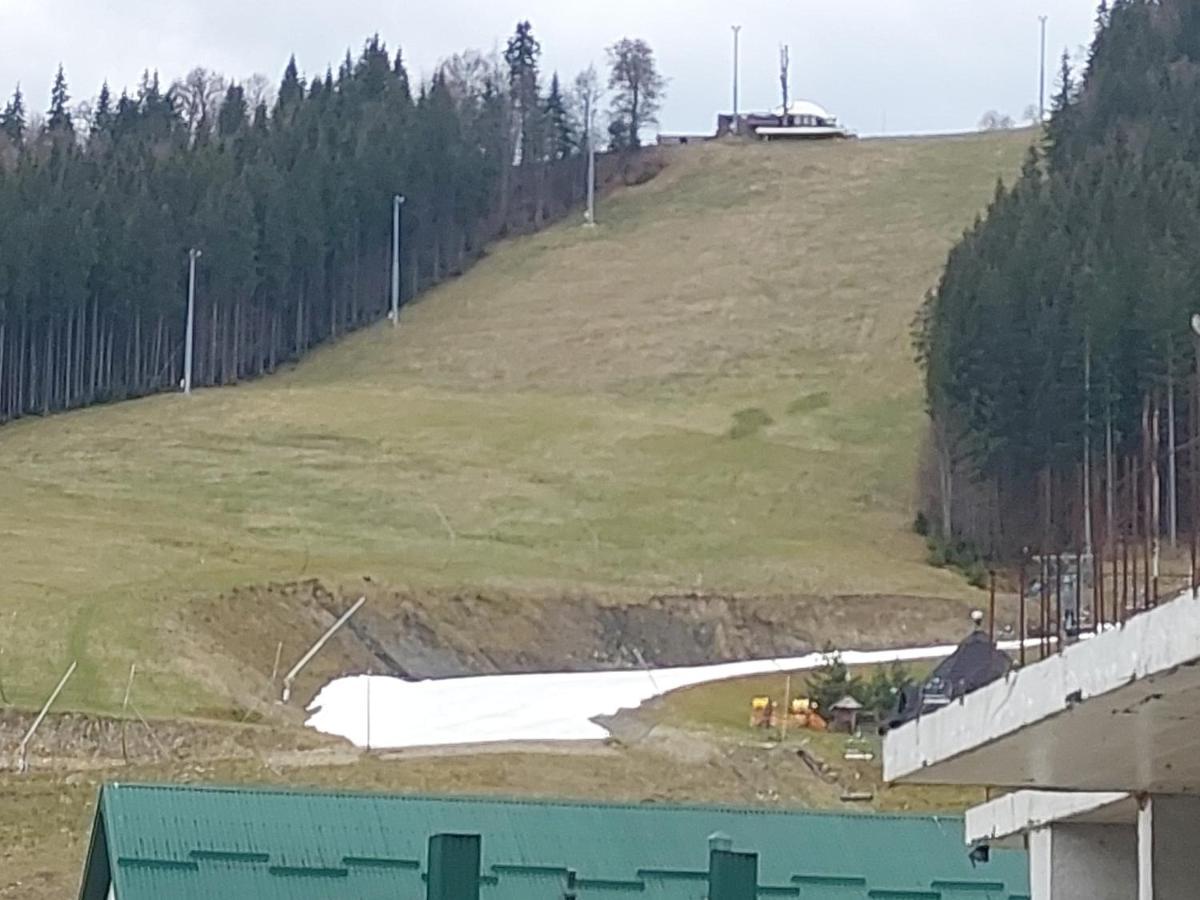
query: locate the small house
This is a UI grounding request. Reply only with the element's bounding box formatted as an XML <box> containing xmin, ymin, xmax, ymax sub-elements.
<box><xmin>831</xmin><ymin>695</ymin><xmax>864</xmax><ymax>733</ymax></box>
<box><xmin>717</xmin><ymin>101</ymin><xmax>852</xmax><ymax>141</ymax></box>
<box><xmin>881</xmin><ymin>625</ymin><xmax>1013</xmax><ymax>733</ymax></box>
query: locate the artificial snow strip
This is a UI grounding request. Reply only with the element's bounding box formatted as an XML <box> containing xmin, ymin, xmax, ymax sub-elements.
<box><xmin>305</xmin><ymin>639</ymin><xmax>1032</xmax><ymax>750</ymax></box>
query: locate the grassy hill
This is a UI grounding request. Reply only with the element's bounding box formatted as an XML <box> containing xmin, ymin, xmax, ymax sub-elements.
<box><xmin>0</xmin><ymin>132</ymin><xmax>1031</xmax><ymax>715</ymax></box>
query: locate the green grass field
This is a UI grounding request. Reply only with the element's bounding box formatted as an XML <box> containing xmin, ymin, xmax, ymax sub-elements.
<box><xmin>0</xmin><ymin>132</ymin><xmax>1031</xmax><ymax>715</ymax></box>
<box><xmin>650</xmin><ymin>662</ymin><xmax>985</xmax><ymax>812</ymax></box>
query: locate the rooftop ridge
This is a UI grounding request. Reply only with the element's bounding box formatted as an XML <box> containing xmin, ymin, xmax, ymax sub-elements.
<box><xmin>105</xmin><ymin>782</ymin><xmax>965</xmax><ymax>825</ymax></box>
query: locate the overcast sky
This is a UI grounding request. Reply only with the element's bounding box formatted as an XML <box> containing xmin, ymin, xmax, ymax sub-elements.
<box><xmin>0</xmin><ymin>0</ymin><xmax>1097</xmax><ymax>136</ymax></box>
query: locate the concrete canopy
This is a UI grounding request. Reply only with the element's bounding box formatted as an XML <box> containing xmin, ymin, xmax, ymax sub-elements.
<box><xmin>965</xmin><ymin>792</ymin><xmax>1135</xmax><ymax>846</ymax></box>
<box><xmin>885</xmin><ymin>591</ymin><xmax>1200</xmax><ymax>793</ymax></box>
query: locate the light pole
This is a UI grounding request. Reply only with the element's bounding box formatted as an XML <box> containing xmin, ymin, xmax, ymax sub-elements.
<box><xmin>583</xmin><ymin>89</ymin><xmax>597</xmax><ymax>227</ymax></box>
<box><xmin>183</xmin><ymin>248</ymin><xmax>201</xmax><ymax>395</ymax></box>
<box><xmin>586</xmin><ymin>117</ymin><xmax>597</xmax><ymax>227</ymax></box>
<box><xmin>391</xmin><ymin>194</ymin><xmax>405</xmax><ymax>326</ymax></box>
<box><xmin>1190</xmin><ymin>314</ymin><xmax>1200</xmax><ymax>587</ymax></box>
<box><xmin>1039</xmin><ymin>15</ymin><xmax>1049</xmax><ymax>123</ymax></box>
<box><xmin>732</xmin><ymin>25</ymin><xmax>742</xmax><ymax>134</ymax></box>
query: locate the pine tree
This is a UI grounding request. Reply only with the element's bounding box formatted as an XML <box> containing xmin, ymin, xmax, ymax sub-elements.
<box><xmin>543</xmin><ymin>73</ymin><xmax>575</xmax><ymax>160</ymax></box>
<box><xmin>919</xmin><ymin>0</ymin><xmax>1200</xmax><ymax>556</ymax></box>
<box><xmin>92</xmin><ymin>82</ymin><xmax>114</xmax><ymax>136</ymax></box>
<box><xmin>47</xmin><ymin>65</ymin><xmax>73</xmax><ymax>134</ymax></box>
<box><xmin>1043</xmin><ymin>50</ymin><xmax>1077</xmax><ymax>170</ymax></box>
<box><xmin>393</xmin><ymin>49</ymin><xmax>413</xmax><ymax>105</ymax></box>
<box><xmin>505</xmin><ymin>21</ymin><xmax>542</xmax><ymax>165</ymax></box>
<box><xmin>356</xmin><ymin>35</ymin><xmax>392</xmax><ymax>99</ymax></box>
<box><xmin>0</xmin><ymin>86</ymin><xmax>26</xmax><ymax>144</ymax></box>
<box><xmin>0</xmin><ymin>31</ymin><xmax>599</xmax><ymax>426</ymax></box>
<box><xmin>805</xmin><ymin>651</ymin><xmax>863</xmax><ymax>716</ymax></box>
<box><xmin>217</xmin><ymin>84</ymin><xmax>248</xmax><ymax>137</ymax></box>
<box><xmin>275</xmin><ymin>56</ymin><xmax>305</xmax><ymax>124</ymax></box>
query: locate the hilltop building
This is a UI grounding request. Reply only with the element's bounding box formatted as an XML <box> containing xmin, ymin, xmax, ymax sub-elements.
<box><xmin>718</xmin><ymin>101</ymin><xmax>852</xmax><ymax>141</ymax></box>
<box><xmin>659</xmin><ymin>100</ymin><xmax>852</xmax><ymax>146</ymax></box>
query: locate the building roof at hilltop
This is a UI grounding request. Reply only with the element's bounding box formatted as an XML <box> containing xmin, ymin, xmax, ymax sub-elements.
<box><xmin>772</xmin><ymin>100</ymin><xmax>836</xmax><ymax>121</ymax></box>
<box><xmin>79</xmin><ymin>783</ymin><xmax>1029</xmax><ymax>899</ymax></box>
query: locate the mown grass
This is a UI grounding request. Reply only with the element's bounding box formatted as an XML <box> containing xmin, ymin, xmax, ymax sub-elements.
<box><xmin>0</xmin><ymin>131</ymin><xmax>1031</xmax><ymax>715</ymax></box>
<box><xmin>650</xmin><ymin>662</ymin><xmax>985</xmax><ymax>812</ymax></box>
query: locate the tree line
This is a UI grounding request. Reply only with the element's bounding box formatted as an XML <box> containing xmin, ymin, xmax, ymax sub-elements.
<box><xmin>917</xmin><ymin>0</ymin><xmax>1200</xmax><ymax>577</ymax></box>
<box><xmin>0</xmin><ymin>25</ymin><xmax>667</xmax><ymax>423</ymax></box>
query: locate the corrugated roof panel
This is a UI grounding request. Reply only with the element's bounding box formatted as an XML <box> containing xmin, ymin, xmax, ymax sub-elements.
<box><xmin>487</xmin><ymin>869</ymin><xmax>566</xmax><ymax>898</ymax></box>
<box><xmin>119</xmin><ymin>857</ymin><xmax>419</xmax><ymax>900</ymax></box>
<box><xmin>91</xmin><ymin>784</ymin><xmax>1027</xmax><ymax>900</ymax></box>
<box><xmin>791</xmin><ymin>879</ymin><xmax>866</xmax><ymax>899</ymax></box>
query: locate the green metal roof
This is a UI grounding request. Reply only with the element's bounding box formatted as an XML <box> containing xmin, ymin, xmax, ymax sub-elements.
<box><xmin>79</xmin><ymin>783</ymin><xmax>1029</xmax><ymax>900</ymax></box>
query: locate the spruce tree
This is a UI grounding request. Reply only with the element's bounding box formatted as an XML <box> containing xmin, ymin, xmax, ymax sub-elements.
<box><xmin>47</xmin><ymin>65</ymin><xmax>73</xmax><ymax>134</ymax></box>
<box><xmin>217</xmin><ymin>84</ymin><xmax>248</xmax><ymax>137</ymax></box>
<box><xmin>276</xmin><ymin>56</ymin><xmax>305</xmax><ymax>123</ymax></box>
<box><xmin>505</xmin><ymin>21</ymin><xmax>542</xmax><ymax>164</ymax></box>
<box><xmin>543</xmin><ymin>73</ymin><xmax>575</xmax><ymax>160</ymax></box>
<box><xmin>919</xmin><ymin>0</ymin><xmax>1200</xmax><ymax>555</ymax></box>
<box><xmin>0</xmin><ymin>86</ymin><xmax>26</xmax><ymax>143</ymax></box>
<box><xmin>93</xmin><ymin>82</ymin><xmax>114</xmax><ymax>135</ymax></box>
<box><xmin>0</xmin><ymin>30</ymin><xmax>604</xmax><ymax>426</ymax></box>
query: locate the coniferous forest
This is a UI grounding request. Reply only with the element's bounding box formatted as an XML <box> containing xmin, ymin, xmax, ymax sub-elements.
<box><xmin>918</xmin><ymin>0</ymin><xmax>1200</xmax><ymax>583</ymax></box>
<box><xmin>0</xmin><ymin>26</ymin><xmax>664</xmax><ymax>423</ymax></box>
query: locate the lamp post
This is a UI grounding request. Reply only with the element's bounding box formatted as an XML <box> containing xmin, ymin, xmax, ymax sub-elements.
<box><xmin>1190</xmin><ymin>315</ymin><xmax>1200</xmax><ymax>588</ymax></box>
<box><xmin>1039</xmin><ymin>15</ymin><xmax>1049</xmax><ymax>123</ymax></box>
<box><xmin>732</xmin><ymin>25</ymin><xmax>742</xmax><ymax>134</ymax></box>
<box><xmin>391</xmin><ymin>194</ymin><xmax>406</xmax><ymax>326</ymax></box>
<box><xmin>584</xmin><ymin>94</ymin><xmax>596</xmax><ymax>227</ymax></box>
<box><xmin>183</xmin><ymin>248</ymin><xmax>201</xmax><ymax>395</ymax></box>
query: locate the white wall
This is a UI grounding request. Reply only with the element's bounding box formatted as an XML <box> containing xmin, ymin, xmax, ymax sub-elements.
<box><xmin>1027</xmin><ymin>823</ymin><xmax>1136</xmax><ymax>900</ymax></box>
<box><xmin>1139</xmin><ymin>795</ymin><xmax>1200</xmax><ymax>900</ymax></box>
<box><xmin>1051</xmin><ymin>824</ymin><xmax>1136</xmax><ymax>900</ymax></box>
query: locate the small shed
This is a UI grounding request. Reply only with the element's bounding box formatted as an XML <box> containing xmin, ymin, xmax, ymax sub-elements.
<box><xmin>831</xmin><ymin>695</ymin><xmax>864</xmax><ymax>733</ymax></box>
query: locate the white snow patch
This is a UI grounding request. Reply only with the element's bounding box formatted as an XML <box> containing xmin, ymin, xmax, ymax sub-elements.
<box><xmin>305</xmin><ymin>640</ymin><xmax>1033</xmax><ymax>750</ymax></box>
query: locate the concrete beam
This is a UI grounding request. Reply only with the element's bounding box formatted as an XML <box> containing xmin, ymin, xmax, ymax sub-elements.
<box><xmin>885</xmin><ymin>591</ymin><xmax>1200</xmax><ymax>792</ymax></box>
<box><xmin>966</xmin><ymin>792</ymin><xmax>1133</xmax><ymax>845</ymax></box>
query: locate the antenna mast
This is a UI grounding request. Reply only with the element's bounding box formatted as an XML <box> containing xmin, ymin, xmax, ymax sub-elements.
<box><xmin>779</xmin><ymin>45</ymin><xmax>791</xmax><ymax>123</ymax></box>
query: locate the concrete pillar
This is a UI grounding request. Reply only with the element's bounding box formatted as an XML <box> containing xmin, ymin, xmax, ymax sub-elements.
<box><xmin>1028</xmin><ymin>823</ymin><xmax>1137</xmax><ymax>900</ymax></box>
<box><xmin>1138</xmin><ymin>795</ymin><xmax>1200</xmax><ymax>900</ymax></box>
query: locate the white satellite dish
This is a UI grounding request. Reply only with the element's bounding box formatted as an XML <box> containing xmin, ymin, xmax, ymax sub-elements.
<box><xmin>1191</xmin><ymin>313</ymin><xmax>1200</xmax><ymax>337</ymax></box>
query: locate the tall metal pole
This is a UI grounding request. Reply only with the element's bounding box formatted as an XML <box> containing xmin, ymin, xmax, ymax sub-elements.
<box><xmin>732</xmin><ymin>25</ymin><xmax>742</xmax><ymax>133</ymax></box>
<box><xmin>1039</xmin><ymin>15</ymin><xmax>1049</xmax><ymax>123</ymax></box>
<box><xmin>1083</xmin><ymin>340</ymin><xmax>1093</xmax><ymax>557</ymax></box>
<box><xmin>585</xmin><ymin>92</ymin><xmax>596</xmax><ymax>227</ymax></box>
<box><xmin>391</xmin><ymin>194</ymin><xmax>405</xmax><ymax>326</ymax></box>
<box><xmin>184</xmin><ymin>248</ymin><xmax>200</xmax><ymax>395</ymax></box>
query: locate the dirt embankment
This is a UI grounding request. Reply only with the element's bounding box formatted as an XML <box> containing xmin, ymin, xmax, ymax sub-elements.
<box><xmin>0</xmin><ymin>581</ymin><xmax>975</xmax><ymax>772</ymax></box>
<box><xmin>188</xmin><ymin>579</ymin><xmax>977</xmax><ymax>701</ymax></box>
<box><xmin>0</xmin><ymin>709</ymin><xmax>337</xmax><ymax>774</ymax></box>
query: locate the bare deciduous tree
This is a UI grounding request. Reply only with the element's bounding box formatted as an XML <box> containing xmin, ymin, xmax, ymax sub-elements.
<box><xmin>979</xmin><ymin>110</ymin><xmax>1015</xmax><ymax>132</ymax></box>
<box><xmin>606</xmin><ymin>38</ymin><xmax>666</xmax><ymax>150</ymax></box>
<box><xmin>242</xmin><ymin>73</ymin><xmax>275</xmax><ymax>112</ymax></box>
<box><xmin>441</xmin><ymin>50</ymin><xmax>503</xmax><ymax>110</ymax></box>
<box><xmin>572</xmin><ymin>64</ymin><xmax>603</xmax><ymax>148</ymax></box>
<box><xmin>172</xmin><ymin>67</ymin><xmax>228</xmax><ymax>136</ymax></box>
